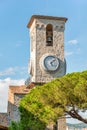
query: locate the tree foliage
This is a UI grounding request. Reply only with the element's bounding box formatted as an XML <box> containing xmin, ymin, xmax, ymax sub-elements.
<box><xmin>9</xmin><ymin>121</ymin><xmax>23</xmax><ymax>130</ymax></box>
<box><xmin>19</xmin><ymin>70</ymin><xmax>87</xmax><ymax>129</ymax></box>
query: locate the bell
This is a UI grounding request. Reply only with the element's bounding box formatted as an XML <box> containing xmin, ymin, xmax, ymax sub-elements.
<box><xmin>47</xmin><ymin>36</ymin><xmax>52</xmax><ymax>42</ymax></box>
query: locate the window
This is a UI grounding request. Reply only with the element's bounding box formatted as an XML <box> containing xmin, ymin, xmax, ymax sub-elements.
<box><xmin>46</xmin><ymin>24</ymin><xmax>53</xmax><ymax>46</ymax></box>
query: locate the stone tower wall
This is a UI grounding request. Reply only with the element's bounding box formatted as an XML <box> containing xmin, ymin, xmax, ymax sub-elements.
<box><xmin>57</xmin><ymin>117</ymin><xmax>66</xmax><ymax>130</ymax></box>
<box><xmin>30</xmin><ymin>18</ymin><xmax>66</xmax><ymax>83</ymax></box>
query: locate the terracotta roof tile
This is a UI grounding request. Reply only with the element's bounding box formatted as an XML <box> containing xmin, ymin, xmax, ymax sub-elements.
<box><xmin>9</xmin><ymin>85</ymin><xmax>28</xmax><ymax>94</ymax></box>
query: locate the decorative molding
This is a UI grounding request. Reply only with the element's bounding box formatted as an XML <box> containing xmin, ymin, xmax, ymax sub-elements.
<box><xmin>54</xmin><ymin>25</ymin><xmax>65</xmax><ymax>31</ymax></box>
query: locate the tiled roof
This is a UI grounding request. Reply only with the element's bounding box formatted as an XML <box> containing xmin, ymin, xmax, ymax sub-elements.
<box><xmin>26</xmin><ymin>83</ymin><xmax>36</xmax><ymax>89</ymax></box>
<box><xmin>8</xmin><ymin>84</ymin><xmax>36</xmax><ymax>104</ymax></box>
<box><xmin>9</xmin><ymin>85</ymin><xmax>29</xmax><ymax>94</ymax></box>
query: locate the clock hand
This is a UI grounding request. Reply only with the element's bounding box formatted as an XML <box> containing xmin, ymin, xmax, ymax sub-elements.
<box><xmin>50</xmin><ymin>59</ymin><xmax>56</xmax><ymax>64</ymax></box>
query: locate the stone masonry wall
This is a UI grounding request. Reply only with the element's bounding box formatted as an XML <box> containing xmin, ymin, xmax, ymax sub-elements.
<box><xmin>0</xmin><ymin>113</ymin><xmax>9</xmax><ymax>127</ymax></box>
<box><xmin>0</xmin><ymin>101</ymin><xmax>13</xmax><ymax>127</ymax></box>
<box><xmin>36</xmin><ymin>19</ymin><xmax>66</xmax><ymax>83</ymax></box>
<box><xmin>13</xmin><ymin>94</ymin><xmax>25</xmax><ymax>122</ymax></box>
<box><xmin>0</xmin><ymin>85</ymin><xmax>27</xmax><ymax>128</ymax></box>
<box><xmin>29</xmin><ymin>18</ymin><xmax>66</xmax><ymax>83</ymax></box>
<box><xmin>57</xmin><ymin>117</ymin><xmax>66</xmax><ymax>130</ymax></box>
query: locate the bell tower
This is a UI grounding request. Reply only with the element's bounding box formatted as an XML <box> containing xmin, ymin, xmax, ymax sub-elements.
<box><xmin>27</xmin><ymin>15</ymin><xmax>67</xmax><ymax>83</ymax></box>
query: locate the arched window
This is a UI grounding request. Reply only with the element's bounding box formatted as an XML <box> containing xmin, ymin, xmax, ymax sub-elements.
<box><xmin>46</xmin><ymin>24</ymin><xmax>53</xmax><ymax>46</ymax></box>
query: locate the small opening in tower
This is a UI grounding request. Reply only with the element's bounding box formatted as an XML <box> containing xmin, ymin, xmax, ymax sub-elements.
<box><xmin>46</xmin><ymin>24</ymin><xmax>53</xmax><ymax>46</ymax></box>
<box><xmin>9</xmin><ymin>112</ymin><xmax>10</xmax><ymax>116</ymax></box>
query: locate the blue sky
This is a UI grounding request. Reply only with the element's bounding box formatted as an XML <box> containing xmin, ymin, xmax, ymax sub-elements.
<box><xmin>0</xmin><ymin>0</ymin><xmax>87</xmax><ymax>114</ymax></box>
<box><xmin>0</xmin><ymin>0</ymin><xmax>87</xmax><ymax>80</ymax></box>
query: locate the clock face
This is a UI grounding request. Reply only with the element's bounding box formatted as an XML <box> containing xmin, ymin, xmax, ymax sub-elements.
<box><xmin>42</xmin><ymin>55</ymin><xmax>59</xmax><ymax>72</ymax></box>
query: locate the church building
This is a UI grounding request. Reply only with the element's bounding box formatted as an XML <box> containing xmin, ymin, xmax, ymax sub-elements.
<box><xmin>0</xmin><ymin>15</ymin><xmax>67</xmax><ymax>130</ymax></box>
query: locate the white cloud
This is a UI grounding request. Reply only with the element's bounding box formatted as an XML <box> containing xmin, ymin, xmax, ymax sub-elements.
<box><xmin>76</xmin><ymin>48</ymin><xmax>81</xmax><ymax>54</ymax></box>
<box><xmin>16</xmin><ymin>43</ymin><xmax>21</xmax><ymax>47</ymax></box>
<box><xmin>65</xmin><ymin>51</ymin><xmax>73</xmax><ymax>56</ymax></box>
<box><xmin>0</xmin><ymin>66</ymin><xmax>27</xmax><ymax>77</ymax></box>
<box><xmin>0</xmin><ymin>67</ymin><xmax>17</xmax><ymax>76</ymax></box>
<box><xmin>15</xmin><ymin>41</ymin><xmax>24</xmax><ymax>47</ymax></box>
<box><xmin>68</xmin><ymin>40</ymin><xmax>78</xmax><ymax>45</ymax></box>
<box><xmin>0</xmin><ymin>78</ymin><xmax>25</xmax><ymax>112</ymax></box>
<box><xmin>0</xmin><ymin>78</ymin><xmax>25</xmax><ymax>86</ymax></box>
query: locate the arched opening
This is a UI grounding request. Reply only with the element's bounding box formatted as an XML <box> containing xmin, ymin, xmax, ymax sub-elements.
<box><xmin>46</xmin><ymin>24</ymin><xmax>53</xmax><ymax>46</ymax></box>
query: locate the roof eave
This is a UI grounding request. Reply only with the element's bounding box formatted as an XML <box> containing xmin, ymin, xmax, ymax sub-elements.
<box><xmin>27</xmin><ymin>15</ymin><xmax>68</xmax><ymax>28</ymax></box>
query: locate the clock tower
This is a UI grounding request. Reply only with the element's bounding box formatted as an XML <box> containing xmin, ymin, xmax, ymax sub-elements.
<box><xmin>27</xmin><ymin>15</ymin><xmax>67</xmax><ymax>83</ymax></box>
